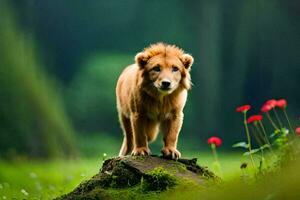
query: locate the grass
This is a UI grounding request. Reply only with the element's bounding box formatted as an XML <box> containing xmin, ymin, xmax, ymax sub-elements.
<box><xmin>188</xmin><ymin>151</ymin><xmax>246</xmax><ymax>179</ymax></box>
<box><xmin>0</xmin><ymin>159</ymin><xmax>100</xmax><ymax>199</ymax></box>
<box><xmin>0</xmin><ymin>133</ymin><xmax>269</xmax><ymax>199</ymax></box>
<box><xmin>0</xmin><ymin>152</ymin><xmax>244</xmax><ymax>199</ymax></box>
<box><xmin>0</xmin><ymin>132</ymin><xmax>276</xmax><ymax>200</ymax></box>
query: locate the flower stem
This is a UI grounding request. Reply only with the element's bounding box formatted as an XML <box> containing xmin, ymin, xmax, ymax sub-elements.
<box><xmin>252</xmin><ymin>125</ymin><xmax>268</xmax><ymax>165</ymax></box>
<box><xmin>283</xmin><ymin>108</ymin><xmax>296</xmax><ymax>136</ymax></box>
<box><xmin>260</xmin><ymin>148</ymin><xmax>265</xmax><ymax>168</ymax></box>
<box><xmin>273</xmin><ymin>108</ymin><xmax>283</xmax><ymax>129</ymax></box>
<box><xmin>266</xmin><ymin>112</ymin><xmax>279</xmax><ymax>130</ymax></box>
<box><xmin>211</xmin><ymin>144</ymin><xmax>219</xmax><ymax>162</ymax></box>
<box><xmin>243</xmin><ymin>112</ymin><xmax>256</xmax><ymax>168</ymax></box>
<box><xmin>211</xmin><ymin>144</ymin><xmax>223</xmax><ymax>177</ymax></box>
<box><xmin>258</xmin><ymin>121</ymin><xmax>275</xmax><ymax>156</ymax></box>
<box><xmin>252</xmin><ymin>125</ymin><xmax>264</xmax><ymax>146</ymax></box>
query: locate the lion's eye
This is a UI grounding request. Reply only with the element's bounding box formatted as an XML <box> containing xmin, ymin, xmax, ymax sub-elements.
<box><xmin>152</xmin><ymin>66</ymin><xmax>161</xmax><ymax>72</ymax></box>
<box><xmin>172</xmin><ymin>66</ymin><xmax>179</xmax><ymax>72</ymax></box>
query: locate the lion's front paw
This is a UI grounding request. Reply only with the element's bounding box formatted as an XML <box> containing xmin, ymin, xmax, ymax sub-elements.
<box><xmin>161</xmin><ymin>147</ymin><xmax>181</xmax><ymax>160</ymax></box>
<box><xmin>131</xmin><ymin>147</ymin><xmax>151</xmax><ymax>156</ymax></box>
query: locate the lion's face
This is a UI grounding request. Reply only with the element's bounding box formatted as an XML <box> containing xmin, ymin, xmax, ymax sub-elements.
<box><xmin>135</xmin><ymin>43</ymin><xmax>194</xmax><ymax>96</ymax></box>
<box><xmin>145</xmin><ymin>55</ymin><xmax>184</xmax><ymax>94</ymax></box>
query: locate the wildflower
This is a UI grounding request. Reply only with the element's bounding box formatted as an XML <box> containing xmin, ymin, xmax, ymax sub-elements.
<box><xmin>276</xmin><ymin>99</ymin><xmax>287</xmax><ymax>109</ymax></box>
<box><xmin>261</xmin><ymin>104</ymin><xmax>272</xmax><ymax>113</ymax></box>
<box><xmin>207</xmin><ymin>137</ymin><xmax>222</xmax><ymax>147</ymax></box>
<box><xmin>265</xmin><ymin>99</ymin><xmax>277</xmax><ymax>108</ymax></box>
<box><xmin>236</xmin><ymin>104</ymin><xmax>256</xmax><ymax>167</ymax></box>
<box><xmin>296</xmin><ymin>127</ymin><xmax>300</xmax><ymax>136</ymax></box>
<box><xmin>247</xmin><ymin>115</ymin><xmax>263</xmax><ymax>124</ymax></box>
<box><xmin>236</xmin><ymin>105</ymin><xmax>251</xmax><ymax>113</ymax></box>
<box><xmin>207</xmin><ymin>136</ymin><xmax>223</xmax><ymax>176</ymax></box>
<box><xmin>261</xmin><ymin>103</ymin><xmax>280</xmax><ymax>130</ymax></box>
<box><xmin>274</xmin><ymin>98</ymin><xmax>295</xmax><ymax>135</ymax></box>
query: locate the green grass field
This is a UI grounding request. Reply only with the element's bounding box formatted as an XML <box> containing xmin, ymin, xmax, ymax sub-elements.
<box><xmin>0</xmin><ymin>153</ymin><xmax>244</xmax><ymax>199</ymax></box>
<box><xmin>0</xmin><ymin>159</ymin><xmax>99</xmax><ymax>199</ymax></box>
<box><xmin>1</xmin><ymin>151</ymin><xmax>300</xmax><ymax>200</ymax></box>
<box><xmin>0</xmin><ymin>134</ymin><xmax>284</xmax><ymax>200</ymax></box>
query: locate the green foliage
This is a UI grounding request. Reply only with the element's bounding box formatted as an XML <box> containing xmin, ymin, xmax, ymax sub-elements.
<box><xmin>243</xmin><ymin>149</ymin><xmax>260</xmax><ymax>156</ymax></box>
<box><xmin>272</xmin><ymin>128</ymin><xmax>289</xmax><ymax>149</ymax></box>
<box><xmin>243</xmin><ymin>144</ymin><xmax>270</xmax><ymax>156</ymax></box>
<box><xmin>232</xmin><ymin>142</ymin><xmax>249</xmax><ymax>149</ymax></box>
<box><xmin>0</xmin><ymin>1</ymin><xmax>76</xmax><ymax>158</ymax></box>
<box><xmin>66</xmin><ymin>54</ymin><xmax>132</xmax><ymax>133</ymax></box>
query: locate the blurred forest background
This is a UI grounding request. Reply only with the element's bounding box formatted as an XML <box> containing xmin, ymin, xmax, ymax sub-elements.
<box><xmin>0</xmin><ymin>0</ymin><xmax>299</xmax><ymax>159</ymax></box>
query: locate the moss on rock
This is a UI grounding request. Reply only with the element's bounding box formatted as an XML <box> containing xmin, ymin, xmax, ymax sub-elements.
<box><xmin>56</xmin><ymin>155</ymin><xmax>219</xmax><ymax>200</ymax></box>
<box><xmin>141</xmin><ymin>167</ymin><xmax>177</xmax><ymax>191</ymax></box>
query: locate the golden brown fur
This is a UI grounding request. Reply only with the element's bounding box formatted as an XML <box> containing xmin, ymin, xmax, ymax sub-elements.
<box><xmin>116</xmin><ymin>43</ymin><xmax>194</xmax><ymax>159</ymax></box>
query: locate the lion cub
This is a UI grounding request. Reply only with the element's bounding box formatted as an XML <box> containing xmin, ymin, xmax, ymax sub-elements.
<box><xmin>116</xmin><ymin>43</ymin><xmax>193</xmax><ymax>159</ymax></box>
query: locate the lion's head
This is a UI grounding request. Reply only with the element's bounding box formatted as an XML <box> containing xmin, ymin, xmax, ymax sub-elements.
<box><xmin>135</xmin><ymin>43</ymin><xmax>193</xmax><ymax>96</ymax></box>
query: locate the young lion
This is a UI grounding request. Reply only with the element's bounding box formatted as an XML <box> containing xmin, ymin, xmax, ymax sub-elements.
<box><xmin>116</xmin><ymin>43</ymin><xmax>193</xmax><ymax>159</ymax></box>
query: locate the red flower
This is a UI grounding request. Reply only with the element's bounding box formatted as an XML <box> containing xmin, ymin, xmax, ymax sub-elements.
<box><xmin>247</xmin><ymin>115</ymin><xmax>263</xmax><ymax>123</ymax></box>
<box><xmin>261</xmin><ymin>104</ymin><xmax>272</xmax><ymax>113</ymax></box>
<box><xmin>207</xmin><ymin>137</ymin><xmax>222</xmax><ymax>147</ymax></box>
<box><xmin>236</xmin><ymin>105</ymin><xmax>251</xmax><ymax>113</ymax></box>
<box><xmin>265</xmin><ymin>99</ymin><xmax>277</xmax><ymax>108</ymax></box>
<box><xmin>296</xmin><ymin>127</ymin><xmax>300</xmax><ymax>136</ymax></box>
<box><xmin>276</xmin><ymin>99</ymin><xmax>287</xmax><ymax>109</ymax></box>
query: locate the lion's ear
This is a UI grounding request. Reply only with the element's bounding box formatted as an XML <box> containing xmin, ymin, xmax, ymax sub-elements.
<box><xmin>135</xmin><ymin>52</ymin><xmax>149</xmax><ymax>69</ymax></box>
<box><xmin>180</xmin><ymin>54</ymin><xmax>194</xmax><ymax>70</ymax></box>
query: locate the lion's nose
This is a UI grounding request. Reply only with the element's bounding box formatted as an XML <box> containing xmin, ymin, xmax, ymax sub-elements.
<box><xmin>161</xmin><ymin>81</ymin><xmax>171</xmax><ymax>88</ymax></box>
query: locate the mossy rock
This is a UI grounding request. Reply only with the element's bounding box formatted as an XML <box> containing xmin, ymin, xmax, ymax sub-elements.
<box><xmin>56</xmin><ymin>155</ymin><xmax>219</xmax><ymax>200</ymax></box>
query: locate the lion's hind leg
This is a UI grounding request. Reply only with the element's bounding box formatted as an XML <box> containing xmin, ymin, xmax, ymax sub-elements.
<box><xmin>119</xmin><ymin>114</ymin><xmax>133</xmax><ymax>156</ymax></box>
